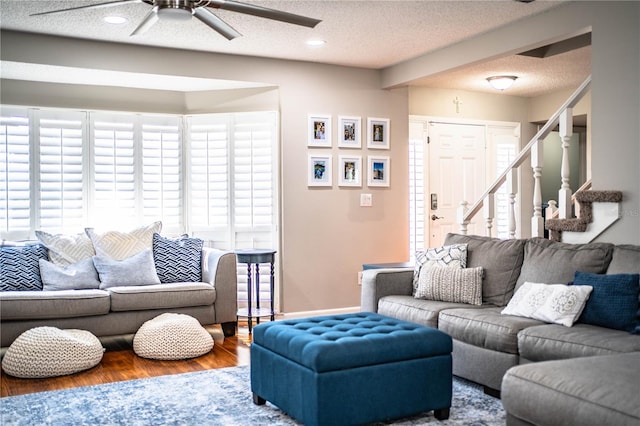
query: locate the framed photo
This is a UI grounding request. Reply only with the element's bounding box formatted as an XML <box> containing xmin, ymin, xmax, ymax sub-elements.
<box><xmin>308</xmin><ymin>154</ymin><xmax>333</xmax><ymax>187</ymax></box>
<box><xmin>338</xmin><ymin>116</ymin><xmax>361</xmax><ymax>148</ymax></box>
<box><xmin>308</xmin><ymin>114</ymin><xmax>332</xmax><ymax>147</ymax></box>
<box><xmin>367</xmin><ymin>155</ymin><xmax>390</xmax><ymax>187</ymax></box>
<box><xmin>338</xmin><ymin>155</ymin><xmax>362</xmax><ymax>187</ymax></box>
<box><xmin>367</xmin><ymin>117</ymin><xmax>390</xmax><ymax>150</ymax></box>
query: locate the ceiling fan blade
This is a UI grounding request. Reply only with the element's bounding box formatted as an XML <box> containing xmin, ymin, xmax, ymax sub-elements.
<box><xmin>30</xmin><ymin>0</ymin><xmax>141</xmax><ymax>16</ymax></box>
<box><xmin>131</xmin><ymin>7</ymin><xmax>159</xmax><ymax>36</ymax></box>
<box><xmin>194</xmin><ymin>8</ymin><xmax>242</xmax><ymax>40</ymax></box>
<box><xmin>206</xmin><ymin>0</ymin><xmax>321</xmax><ymax>28</ymax></box>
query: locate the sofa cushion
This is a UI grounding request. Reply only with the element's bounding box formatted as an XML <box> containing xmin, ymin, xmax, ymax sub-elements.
<box><xmin>0</xmin><ymin>290</ymin><xmax>110</xmax><ymax>320</ymax></box>
<box><xmin>438</xmin><ymin>307</ymin><xmax>544</xmax><ymax>354</ymax></box>
<box><xmin>415</xmin><ymin>266</ymin><xmax>483</xmax><ymax>305</ymax></box>
<box><xmin>412</xmin><ymin>243</ymin><xmax>467</xmax><ymax>294</ymax></box>
<box><xmin>152</xmin><ymin>233</ymin><xmax>203</xmax><ymax>283</ymax></box>
<box><xmin>502</xmin><ymin>353</ymin><xmax>640</xmax><ymax>426</ymax></box>
<box><xmin>501</xmin><ymin>282</ymin><xmax>592</xmax><ymax>327</ymax></box>
<box><xmin>572</xmin><ymin>271</ymin><xmax>640</xmax><ymax>333</ymax></box>
<box><xmin>377</xmin><ymin>295</ymin><xmax>489</xmax><ymax>328</ymax></box>
<box><xmin>85</xmin><ymin>221</ymin><xmax>162</xmax><ymax>260</ymax></box>
<box><xmin>515</xmin><ymin>238</ymin><xmax>614</xmax><ymax>291</ymax></box>
<box><xmin>517</xmin><ymin>323</ymin><xmax>640</xmax><ymax>362</ymax></box>
<box><xmin>607</xmin><ymin>244</ymin><xmax>640</xmax><ymax>274</ymax></box>
<box><xmin>93</xmin><ymin>249</ymin><xmax>161</xmax><ymax>289</ymax></box>
<box><xmin>444</xmin><ymin>233</ymin><xmax>525</xmax><ymax>306</ymax></box>
<box><xmin>108</xmin><ymin>282</ymin><xmax>216</xmax><ymax>312</ymax></box>
<box><xmin>39</xmin><ymin>258</ymin><xmax>101</xmax><ymax>291</ymax></box>
<box><xmin>0</xmin><ymin>244</ymin><xmax>48</xmax><ymax>291</ymax></box>
<box><xmin>35</xmin><ymin>230</ymin><xmax>95</xmax><ymax>266</ymax></box>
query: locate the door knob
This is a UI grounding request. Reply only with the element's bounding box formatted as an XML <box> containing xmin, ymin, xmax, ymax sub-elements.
<box><xmin>431</xmin><ymin>214</ymin><xmax>444</xmax><ymax>221</ymax></box>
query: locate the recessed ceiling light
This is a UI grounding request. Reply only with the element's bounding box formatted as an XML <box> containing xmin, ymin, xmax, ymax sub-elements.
<box><xmin>306</xmin><ymin>39</ymin><xmax>326</xmax><ymax>47</ymax></box>
<box><xmin>104</xmin><ymin>16</ymin><xmax>127</xmax><ymax>25</ymax></box>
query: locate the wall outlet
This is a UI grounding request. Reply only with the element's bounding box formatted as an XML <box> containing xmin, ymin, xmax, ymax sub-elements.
<box><xmin>360</xmin><ymin>193</ymin><xmax>372</xmax><ymax>207</ymax></box>
<box><xmin>357</xmin><ymin>271</ymin><xmax>363</xmax><ymax>286</ymax></box>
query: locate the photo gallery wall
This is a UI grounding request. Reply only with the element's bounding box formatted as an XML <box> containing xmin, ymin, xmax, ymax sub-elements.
<box><xmin>307</xmin><ymin>114</ymin><xmax>390</xmax><ymax>188</ymax></box>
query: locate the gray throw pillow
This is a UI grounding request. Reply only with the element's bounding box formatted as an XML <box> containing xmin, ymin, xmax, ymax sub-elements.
<box><xmin>93</xmin><ymin>249</ymin><xmax>160</xmax><ymax>289</ymax></box>
<box><xmin>40</xmin><ymin>258</ymin><xmax>101</xmax><ymax>291</ymax></box>
<box><xmin>444</xmin><ymin>233</ymin><xmax>526</xmax><ymax>306</ymax></box>
<box><xmin>415</xmin><ymin>266</ymin><xmax>483</xmax><ymax>305</ymax></box>
<box><xmin>515</xmin><ymin>238</ymin><xmax>614</xmax><ymax>292</ymax></box>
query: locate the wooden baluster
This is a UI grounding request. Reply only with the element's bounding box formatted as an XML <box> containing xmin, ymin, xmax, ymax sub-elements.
<box><xmin>559</xmin><ymin>109</ymin><xmax>573</xmax><ymax>219</ymax></box>
<box><xmin>531</xmin><ymin>139</ymin><xmax>544</xmax><ymax>237</ymax></box>
<box><xmin>457</xmin><ymin>200</ymin><xmax>469</xmax><ymax>235</ymax></box>
<box><xmin>507</xmin><ymin>169</ymin><xmax>517</xmax><ymax>239</ymax></box>
<box><xmin>484</xmin><ymin>193</ymin><xmax>494</xmax><ymax>237</ymax></box>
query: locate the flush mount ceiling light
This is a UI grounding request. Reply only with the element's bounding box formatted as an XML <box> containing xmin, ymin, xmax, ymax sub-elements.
<box><xmin>486</xmin><ymin>75</ymin><xmax>518</xmax><ymax>91</ymax></box>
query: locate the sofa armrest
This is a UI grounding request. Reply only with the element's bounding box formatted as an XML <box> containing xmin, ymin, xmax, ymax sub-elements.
<box><xmin>360</xmin><ymin>268</ymin><xmax>414</xmax><ymax>312</ymax></box>
<box><xmin>202</xmin><ymin>248</ymin><xmax>238</xmax><ymax>324</ymax></box>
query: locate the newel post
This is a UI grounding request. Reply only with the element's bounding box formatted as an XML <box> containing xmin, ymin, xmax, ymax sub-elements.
<box><xmin>559</xmin><ymin>109</ymin><xmax>573</xmax><ymax>219</ymax></box>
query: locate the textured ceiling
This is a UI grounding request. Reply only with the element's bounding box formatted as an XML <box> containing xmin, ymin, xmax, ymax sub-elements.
<box><xmin>0</xmin><ymin>0</ymin><xmax>590</xmax><ymax>97</ymax></box>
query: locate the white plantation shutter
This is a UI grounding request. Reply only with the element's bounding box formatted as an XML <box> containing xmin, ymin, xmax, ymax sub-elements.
<box><xmin>90</xmin><ymin>113</ymin><xmax>182</xmax><ymax>231</ymax></box>
<box><xmin>90</xmin><ymin>114</ymin><xmax>137</xmax><ymax>228</ymax></box>
<box><xmin>37</xmin><ymin>110</ymin><xmax>86</xmax><ymax>233</ymax></box>
<box><xmin>495</xmin><ymin>143</ymin><xmax>517</xmax><ymax>239</ymax></box>
<box><xmin>0</xmin><ymin>107</ymin><xmax>31</xmax><ymax>239</ymax></box>
<box><xmin>409</xmin><ymin>121</ymin><xmax>426</xmax><ymax>258</ymax></box>
<box><xmin>187</xmin><ymin>111</ymin><xmax>278</xmax><ymax>306</ymax></box>
<box><xmin>187</xmin><ymin>115</ymin><xmax>230</xmax><ymax>246</ymax></box>
<box><xmin>141</xmin><ymin>117</ymin><xmax>182</xmax><ymax>234</ymax></box>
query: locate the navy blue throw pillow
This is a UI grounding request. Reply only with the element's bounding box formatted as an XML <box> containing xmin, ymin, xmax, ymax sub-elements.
<box><xmin>572</xmin><ymin>271</ymin><xmax>640</xmax><ymax>333</ymax></box>
<box><xmin>0</xmin><ymin>244</ymin><xmax>48</xmax><ymax>291</ymax></box>
<box><xmin>152</xmin><ymin>233</ymin><xmax>204</xmax><ymax>283</ymax></box>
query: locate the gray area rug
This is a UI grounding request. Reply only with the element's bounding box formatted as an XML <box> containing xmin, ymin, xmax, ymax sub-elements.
<box><xmin>1</xmin><ymin>366</ymin><xmax>505</xmax><ymax>425</ymax></box>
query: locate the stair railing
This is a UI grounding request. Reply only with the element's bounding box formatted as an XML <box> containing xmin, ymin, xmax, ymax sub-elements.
<box><xmin>457</xmin><ymin>75</ymin><xmax>592</xmax><ymax>238</ymax></box>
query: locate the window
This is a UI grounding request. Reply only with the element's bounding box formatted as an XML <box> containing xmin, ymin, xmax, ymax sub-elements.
<box><xmin>1</xmin><ymin>106</ymin><xmax>279</xmax><ymax>308</ymax></box>
<box><xmin>187</xmin><ymin>112</ymin><xmax>278</xmax><ymax>306</ymax></box>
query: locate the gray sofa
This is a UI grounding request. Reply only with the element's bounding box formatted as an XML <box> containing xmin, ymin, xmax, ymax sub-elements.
<box><xmin>361</xmin><ymin>234</ymin><xmax>640</xmax><ymax>415</ymax></box>
<box><xmin>1</xmin><ymin>247</ymin><xmax>238</xmax><ymax>347</ymax></box>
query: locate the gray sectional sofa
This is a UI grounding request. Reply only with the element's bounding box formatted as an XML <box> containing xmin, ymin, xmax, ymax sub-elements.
<box><xmin>1</xmin><ymin>247</ymin><xmax>238</xmax><ymax>347</ymax></box>
<box><xmin>361</xmin><ymin>234</ymin><xmax>640</xmax><ymax>424</ymax></box>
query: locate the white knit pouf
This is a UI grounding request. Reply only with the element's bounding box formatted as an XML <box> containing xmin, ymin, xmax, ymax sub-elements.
<box><xmin>133</xmin><ymin>313</ymin><xmax>214</xmax><ymax>360</ymax></box>
<box><xmin>2</xmin><ymin>327</ymin><xmax>104</xmax><ymax>378</ymax></box>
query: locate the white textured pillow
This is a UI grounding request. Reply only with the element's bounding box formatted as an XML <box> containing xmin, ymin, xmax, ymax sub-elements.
<box><xmin>85</xmin><ymin>221</ymin><xmax>161</xmax><ymax>260</ymax></box>
<box><xmin>35</xmin><ymin>231</ymin><xmax>95</xmax><ymax>266</ymax></box>
<box><xmin>93</xmin><ymin>249</ymin><xmax>160</xmax><ymax>289</ymax></box>
<box><xmin>40</xmin><ymin>258</ymin><xmax>101</xmax><ymax>291</ymax></box>
<box><xmin>415</xmin><ymin>265</ymin><xmax>483</xmax><ymax>305</ymax></box>
<box><xmin>413</xmin><ymin>244</ymin><xmax>468</xmax><ymax>294</ymax></box>
<box><xmin>502</xmin><ymin>282</ymin><xmax>593</xmax><ymax>327</ymax></box>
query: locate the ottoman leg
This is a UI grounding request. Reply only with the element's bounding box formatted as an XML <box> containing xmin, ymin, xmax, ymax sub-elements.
<box><xmin>434</xmin><ymin>408</ymin><xmax>450</xmax><ymax>420</ymax></box>
<box><xmin>253</xmin><ymin>393</ymin><xmax>266</xmax><ymax>405</ymax></box>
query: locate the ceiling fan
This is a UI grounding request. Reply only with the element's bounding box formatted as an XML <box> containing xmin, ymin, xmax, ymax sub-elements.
<box><xmin>30</xmin><ymin>0</ymin><xmax>322</xmax><ymax>40</ymax></box>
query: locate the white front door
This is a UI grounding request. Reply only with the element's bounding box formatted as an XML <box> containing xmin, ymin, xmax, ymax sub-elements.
<box><xmin>428</xmin><ymin>122</ymin><xmax>486</xmax><ymax>247</ymax></box>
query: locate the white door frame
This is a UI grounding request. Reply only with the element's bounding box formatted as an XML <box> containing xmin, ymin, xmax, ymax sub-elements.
<box><xmin>410</xmin><ymin>115</ymin><xmax>521</xmax><ymax>247</ymax></box>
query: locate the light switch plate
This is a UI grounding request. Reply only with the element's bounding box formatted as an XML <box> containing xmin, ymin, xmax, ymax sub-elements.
<box><xmin>360</xmin><ymin>193</ymin><xmax>372</xmax><ymax>207</ymax></box>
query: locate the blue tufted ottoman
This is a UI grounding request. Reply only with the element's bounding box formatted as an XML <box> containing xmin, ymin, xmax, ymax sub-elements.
<box><xmin>250</xmin><ymin>312</ymin><xmax>453</xmax><ymax>425</ymax></box>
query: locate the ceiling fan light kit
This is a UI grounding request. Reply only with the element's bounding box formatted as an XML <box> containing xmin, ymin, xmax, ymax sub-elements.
<box><xmin>30</xmin><ymin>0</ymin><xmax>321</xmax><ymax>40</ymax></box>
<box><xmin>486</xmin><ymin>75</ymin><xmax>518</xmax><ymax>91</ymax></box>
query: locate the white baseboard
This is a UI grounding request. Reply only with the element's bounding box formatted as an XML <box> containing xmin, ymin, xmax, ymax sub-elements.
<box><xmin>277</xmin><ymin>306</ymin><xmax>360</xmax><ymax>320</ymax></box>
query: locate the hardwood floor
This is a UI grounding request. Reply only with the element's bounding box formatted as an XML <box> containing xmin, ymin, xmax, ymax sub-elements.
<box><xmin>0</xmin><ymin>324</ymin><xmax>252</xmax><ymax>398</ymax></box>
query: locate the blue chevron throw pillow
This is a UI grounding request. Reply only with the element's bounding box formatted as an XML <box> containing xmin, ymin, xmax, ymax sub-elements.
<box><xmin>0</xmin><ymin>244</ymin><xmax>48</xmax><ymax>291</ymax></box>
<box><xmin>152</xmin><ymin>234</ymin><xmax>204</xmax><ymax>283</ymax></box>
